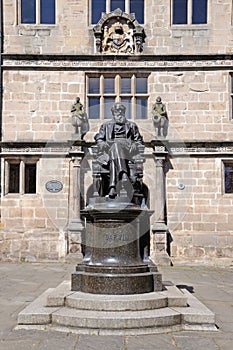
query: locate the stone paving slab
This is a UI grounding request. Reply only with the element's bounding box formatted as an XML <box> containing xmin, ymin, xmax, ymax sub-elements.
<box><xmin>76</xmin><ymin>335</ymin><xmax>124</xmax><ymax>350</ymax></box>
<box><xmin>125</xmin><ymin>334</ymin><xmax>178</xmax><ymax>350</ymax></box>
<box><xmin>0</xmin><ymin>262</ymin><xmax>233</xmax><ymax>349</ymax></box>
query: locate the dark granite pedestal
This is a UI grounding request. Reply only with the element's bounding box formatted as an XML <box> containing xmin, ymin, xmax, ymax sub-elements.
<box><xmin>71</xmin><ymin>198</ymin><xmax>162</xmax><ymax>295</ymax></box>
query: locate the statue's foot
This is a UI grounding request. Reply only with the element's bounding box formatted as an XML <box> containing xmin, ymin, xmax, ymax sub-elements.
<box><xmin>109</xmin><ymin>187</ymin><xmax>117</xmax><ymax>199</ymax></box>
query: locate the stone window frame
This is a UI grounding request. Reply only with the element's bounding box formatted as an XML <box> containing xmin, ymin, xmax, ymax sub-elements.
<box><xmin>90</xmin><ymin>0</ymin><xmax>144</xmax><ymax>25</ymax></box>
<box><xmin>18</xmin><ymin>0</ymin><xmax>57</xmax><ymax>26</ymax></box>
<box><xmin>86</xmin><ymin>73</ymin><xmax>149</xmax><ymax>120</ymax></box>
<box><xmin>171</xmin><ymin>0</ymin><xmax>209</xmax><ymax>26</ymax></box>
<box><xmin>4</xmin><ymin>157</ymin><xmax>39</xmax><ymax>195</ymax></box>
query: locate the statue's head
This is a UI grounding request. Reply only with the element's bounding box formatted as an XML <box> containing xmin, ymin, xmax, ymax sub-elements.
<box><xmin>111</xmin><ymin>103</ymin><xmax>127</xmax><ymax>124</ymax></box>
<box><xmin>156</xmin><ymin>96</ymin><xmax>162</xmax><ymax>103</ymax></box>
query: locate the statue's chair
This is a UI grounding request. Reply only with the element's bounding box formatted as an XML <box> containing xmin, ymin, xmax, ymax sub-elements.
<box><xmin>91</xmin><ymin>144</ymin><xmax>145</xmax><ymax>204</ymax></box>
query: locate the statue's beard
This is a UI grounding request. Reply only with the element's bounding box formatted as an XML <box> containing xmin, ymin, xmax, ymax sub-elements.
<box><xmin>114</xmin><ymin>116</ymin><xmax>126</xmax><ymax>124</ymax></box>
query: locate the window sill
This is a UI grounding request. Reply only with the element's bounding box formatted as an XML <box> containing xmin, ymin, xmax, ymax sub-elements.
<box><xmin>222</xmin><ymin>192</ymin><xmax>233</xmax><ymax>196</ymax></box>
<box><xmin>17</xmin><ymin>24</ymin><xmax>57</xmax><ymax>30</ymax></box>
<box><xmin>4</xmin><ymin>193</ymin><xmax>39</xmax><ymax>197</ymax></box>
<box><xmin>171</xmin><ymin>24</ymin><xmax>209</xmax><ymax>30</ymax></box>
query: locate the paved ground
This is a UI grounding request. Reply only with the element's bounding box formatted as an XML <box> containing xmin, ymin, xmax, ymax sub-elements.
<box><xmin>0</xmin><ymin>262</ymin><xmax>232</xmax><ymax>350</ymax></box>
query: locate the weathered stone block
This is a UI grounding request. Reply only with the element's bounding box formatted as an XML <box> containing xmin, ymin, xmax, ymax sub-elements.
<box><xmin>183</xmin><ymin>247</ymin><xmax>205</xmax><ymax>258</ymax></box>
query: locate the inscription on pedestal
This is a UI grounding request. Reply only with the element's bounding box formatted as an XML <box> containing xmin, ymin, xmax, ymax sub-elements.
<box><xmin>105</xmin><ymin>233</ymin><xmax>129</xmax><ymax>242</ymax></box>
<box><xmin>93</xmin><ymin>221</ymin><xmax>136</xmax><ymax>248</ymax></box>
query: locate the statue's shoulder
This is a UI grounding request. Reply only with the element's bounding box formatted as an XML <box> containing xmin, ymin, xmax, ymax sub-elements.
<box><xmin>126</xmin><ymin>121</ymin><xmax>138</xmax><ymax>128</ymax></box>
<box><xmin>100</xmin><ymin>121</ymin><xmax>113</xmax><ymax>128</ymax></box>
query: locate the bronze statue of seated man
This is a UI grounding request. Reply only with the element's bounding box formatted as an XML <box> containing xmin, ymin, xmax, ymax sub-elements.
<box><xmin>94</xmin><ymin>103</ymin><xmax>144</xmax><ymax>199</ymax></box>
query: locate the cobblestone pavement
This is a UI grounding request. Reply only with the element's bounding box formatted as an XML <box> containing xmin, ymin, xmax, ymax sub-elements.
<box><xmin>0</xmin><ymin>262</ymin><xmax>232</xmax><ymax>350</ymax></box>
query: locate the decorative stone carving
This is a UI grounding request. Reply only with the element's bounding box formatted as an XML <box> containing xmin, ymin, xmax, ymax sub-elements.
<box><xmin>93</xmin><ymin>8</ymin><xmax>145</xmax><ymax>54</ymax></box>
<box><xmin>71</xmin><ymin>97</ymin><xmax>89</xmax><ymax>139</ymax></box>
<box><xmin>152</xmin><ymin>96</ymin><xmax>169</xmax><ymax>139</ymax></box>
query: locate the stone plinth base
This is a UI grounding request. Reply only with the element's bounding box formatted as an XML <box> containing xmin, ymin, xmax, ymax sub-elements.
<box><xmin>72</xmin><ymin>263</ymin><xmax>162</xmax><ymax>295</ymax></box>
<box><xmin>17</xmin><ymin>280</ymin><xmax>217</xmax><ymax>335</ymax></box>
<box><xmin>72</xmin><ymin>201</ymin><xmax>162</xmax><ymax>294</ymax></box>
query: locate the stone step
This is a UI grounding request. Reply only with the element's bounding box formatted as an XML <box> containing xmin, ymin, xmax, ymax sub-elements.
<box><xmin>17</xmin><ymin>282</ymin><xmax>217</xmax><ymax>335</ymax></box>
<box><xmin>47</xmin><ymin>281</ymin><xmax>188</xmax><ymax>309</ymax></box>
<box><xmin>66</xmin><ymin>292</ymin><xmax>168</xmax><ymax>311</ymax></box>
<box><xmin>52</xmin><ymin>307</ymin><xmax>181</xmax><ymax>330</ymax></box>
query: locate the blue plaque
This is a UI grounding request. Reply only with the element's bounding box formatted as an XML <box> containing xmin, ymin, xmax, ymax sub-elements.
<box><xmin>45</xmin><ymin>180</ymin><xmax>63</xmax><ymax>193</ymax></box>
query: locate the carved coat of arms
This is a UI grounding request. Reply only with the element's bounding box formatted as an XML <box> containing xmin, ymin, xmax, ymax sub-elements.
<box><xmin>102</xmin><ymin>22</ymin><xmax>134</xmax><ymax>53</ymax></box>
<box><xmin>93</xmin><ymin>9</ymin><xmax>145</xmax><ymax>54</ymax></box>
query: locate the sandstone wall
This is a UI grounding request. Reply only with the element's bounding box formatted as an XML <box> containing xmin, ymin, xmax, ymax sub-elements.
<box><xmin>3</xmin><ymin>0</ymin><xmax>233</xmax><ymax>55</ymax></box>
<box><xmin>167</xmin><ymin>157</ymin><xmax>233</xmax><ymax>264</ymax></box>
<box><xmin>2</xmin><ymin>69</ymin><xmax>232</xmax><ymax>143</ymax></box>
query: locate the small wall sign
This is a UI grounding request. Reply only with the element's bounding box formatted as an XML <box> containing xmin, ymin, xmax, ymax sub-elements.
<box><xmin>178</xmin><ymin>183</ymin><xmax>185</xmax><ymax>190</ymax></box>
<box><xmin>45</xmin><ymin>180</ymin><xmax>63</xmax><ymax>193</ymax></box>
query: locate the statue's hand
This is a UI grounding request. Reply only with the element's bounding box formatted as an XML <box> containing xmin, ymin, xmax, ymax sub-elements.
<box><xmin>153</xmin><ymin>114</ymin><xmax>161</xmax><ymax>123</ymax></box>
<box><xmin>98</xmin><ymin>141</ymin><xmax>108</xmax><ymax>152</ymax></box>
<box><xmin>130</xmin><ymin>142</ymin><xmax>137</xmax><ymax>153</ymax></box>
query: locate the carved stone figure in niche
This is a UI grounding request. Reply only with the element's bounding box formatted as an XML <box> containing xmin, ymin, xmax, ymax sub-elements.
<box><xmin>93</xmin><ymin>103</ymin><xmax>144</xmax><ymax>200</ymax></box>
<box><xmin>71</xmin><ymin>97</ymin><xmax>89</xmax><ymax>139</ymax></box>
<box><xmin>93</xmin><ymin>9</ymin><xmax>145</xmax><ymax>54</ymax></box>
<box><xmin>152</xmin><ymin>96</ymin><xmax>169</xmax><ymax>138</ymax></box>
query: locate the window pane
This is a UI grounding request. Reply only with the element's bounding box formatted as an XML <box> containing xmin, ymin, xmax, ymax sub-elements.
<box><xmin>111</xmin><ymin>0</ymin><xmax>125</xmax><ymax>12</ymax></box>
<box><xmin>41</xmin><ymin>0</ymin><xmax>55</xmax><ymax>24</ymax></box>
<box><xmin>192</xmin><ymin>0</ymin><xmax>207</xmax><ymax>24</ymax></box>
<box><xmin>225</xmin><ymin>164</ymin><xmax>233</xmax><ymax>193</ymax></box>
<box><xmin>25</xmin><ymin>164</ymin><xmax>37</xmax><ymax>194</ymax></box>
<box><xmin>104</xmin><ymin>77</ymin><xmax>115</xmax><ymax>94</ymax></box>
<box><xmin>121</xmin><ymin>77</ymin><xmax>131</xmax><ymax>94</ymax></box>
<box><xmin>21</xmin><ymin>0</ymin><xmax>36</xmax><ymax>24</ymax></box>
<box><xmin>104</xmin><ymin>97</ymin><xmax>116</xmax><ymax>119</ymax></box>
<box><xmin>136</xmin><ymin>77</ymin><xmax>147</xmax><ymax>94</ymax></box>
<box><xmin>136</xmin><ymin>98</ymin><xmax>147</xmax><ymax>119</ymax></box>
<box><xmin>89</xmin><ymin>98</ymin><xmax>100</xmax><ymax>119</ymax></box>
<box><xmin>89</xmin><ymin>78</ymin><xmax>100</xmax><ymax>94</ymax></box>
<box><xmin>173</xmin><ymin>0</ymin><xmax>187</xmax><ymax>24</ymax></box>
<box><xmin>121</xmin><ymin>98</ymin><xmax>131</xmax><ymax>119</ymax></box>
<box><xmin>130</xmin><ymin>0</ymin><xmax>144</xmax><ymax>23</ymax></box>
<box><xmin>92</xmin><ymin>0</ymin><xmax>106</xmax><ymax>24</ymax></box>
<box><xmin>9</xmin><ymin>164</ymin><xmax>20</xmax><ymax>193</ymax></box>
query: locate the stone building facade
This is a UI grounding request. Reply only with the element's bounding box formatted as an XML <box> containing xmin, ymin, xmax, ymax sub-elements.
<box><xmin>0</xmin><ymin>0</ymin><xmax>233</xmax><ymax>265</ymax></box>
